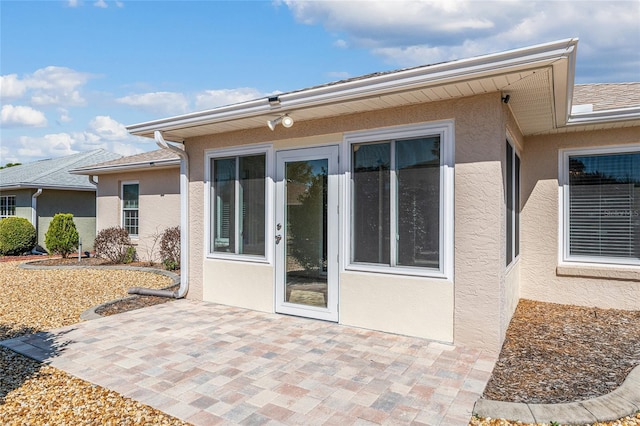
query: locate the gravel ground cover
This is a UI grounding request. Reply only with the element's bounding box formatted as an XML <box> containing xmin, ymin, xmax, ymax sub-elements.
<box><xmin>1</xmin><ymin>256</ymin><xmax>639</xmax><ymax>425</ymax></box>
<box><xmin>0</xmin><ymin>260</ymin><xmax>189</xmax><ymax>425</ymax></box>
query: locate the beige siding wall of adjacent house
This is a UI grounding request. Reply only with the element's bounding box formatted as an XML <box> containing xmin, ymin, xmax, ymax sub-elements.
<box><xmin>96</xmin><ymin>168</ymin><xmax>180</xmax><ymax>262</ymax></box>
<box><xmin>184</xmin><ymin>92</ymin><xmax>514</xmax><ymax>353</ymax></box>
<box><xmin>520</xmin><ymin>127</ymin><xmax>640</xmax><ymax>310</ymax></box>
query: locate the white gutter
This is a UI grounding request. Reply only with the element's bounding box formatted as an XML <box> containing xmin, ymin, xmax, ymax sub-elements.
<box><xmin>128</xmin><ymin>131</ymin><xmax>189</xmax><ymax>299</ymax></box>
<box><xmin>70</xmin><ymin>159</ymin><xmax>181</xmax><ymax>175</ymax></box>
<box><xmin>566</xmin><ymin>106</ymin><xmax>640</xmax><ymax>126</ymax></box>
<box><xmin>31</xmin><ymin>188</ymin><xmax>43</xmax><ymax>229</ymax></box>
<box><xmin>127</xmin><ymin>38</ymin><xmax>579</xmax><ymax>137</ymax></box>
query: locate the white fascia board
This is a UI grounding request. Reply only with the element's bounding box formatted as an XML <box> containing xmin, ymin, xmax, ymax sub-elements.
<box><xmin>567</xmin><ymin>107</ymin><xmax>640</xmax><ymax>126</ymax></box>
<box><xmin>0</xmin><ymin>184</ymin><xmax>95</xmax><ymax>192</ymax></box>
<box><xmin>127</xmin><ymin>38</ymin><xmax>578</xmax><ymax>137</ymax></box>
<box><xmin>70</xmin><ymin>159</ymin><xmax>181</xmax><ymax>175</ymax></box>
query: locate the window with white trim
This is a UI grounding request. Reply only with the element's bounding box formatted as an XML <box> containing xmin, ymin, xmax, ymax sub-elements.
<box><xmin>0</xmin><ymin>195</ymin><xmax>16</xmax><ymax>218</ymax></box>
<box><xmin>347</xmin><ymin>122</ymin><xmax>454</xmax><ymax>277</ymax></box>
<box><xmin>210</xmin><ymin>152</ymin><xmax>266</xmax><ymax>257</ymax></box>
<box><xmin>506</xmin><ymin>140</ymin><xmax>520</xmax><ymax>266</ymax></box>
<box><xmin>562</xmin><ymin>147</ymin><xmax>640</xmax><ymax>264</ymax></box>
<box><xmin>122</xmin><ymin>182</ymin><xmax>139</xmax><ymax>236</ymax></box>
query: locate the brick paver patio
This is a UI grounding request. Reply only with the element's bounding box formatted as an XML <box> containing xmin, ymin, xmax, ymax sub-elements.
<box><xmin>1</xmin><ymin>300</ymin><xmax>496</xmax><ymax>425</ymax></box>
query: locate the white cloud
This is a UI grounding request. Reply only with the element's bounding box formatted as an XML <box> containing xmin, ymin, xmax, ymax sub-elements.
<box><xmin>94</xmin><ymin>0</ymin><xmax>108</xmax><ymax>8</ymax></box>
<box><xmin>57</xmin><ymin>108</ymin><xmax>72</xmax><ymax>123</ymax></box>
<box><xmin>1</xmin><ymin>105</ymin><xmax>48</xmax><ymax>128</ymax></box>
<box><xmin>0</xmin><ymin>66</ymin><xmax>93</xmax><ymax>106</ymax></box>
<box><xmin>116</xmin><ymin>92</ymin><xmax>189</xmax><ymax>116</ymax></box>
<box><xmin>5</xmin><ymin>116</ymin><xmax>150</xmax><ymax>163</ymax></box>
<box><xmin>334</xmin><ymin>39</ymin><xmax>348</xmax><ymax>49</ymax></box>
<box><xmin>67</xmin><ymin>0</ymin><xmax>79</xmax><ymax>7</ymax></box>
<box><xmin>194</xmin><ymin>88</ymin><xmax>273</xmax><ymax>110</ymax></box>
<box><xmin>87</xmin><ymin>115</ymin><xmax>129</xmax><ymax>140</ymax></box>
<box><xmin>282</xmin><ymin>0</ymin><xmax>640</xmax><ymax>82</ymax></box>
<box><xmin>0</xmin><ymin>74</ymin><xmax>27</xmax><ymax>99</ymax></box>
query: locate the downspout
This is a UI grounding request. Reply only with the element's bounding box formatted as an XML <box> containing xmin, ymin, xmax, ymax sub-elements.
<box><xmin>31</xmin><ymin>188</ymin><xmax>44</xmax><ymax>254</ymax></box>
<box><xmin>128</xmin><ymin>130</ymin><xmax>189</xmax><ymax>298</ymax></box>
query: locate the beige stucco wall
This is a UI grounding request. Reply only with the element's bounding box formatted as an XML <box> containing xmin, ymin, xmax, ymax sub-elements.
<box><xmin>203</xmin><ymin>260</ymin><xmax>274</xmax><ymax>312</ymax></box>
<box><xmin>95</xmin><ymin>168</ymin><xmax>180</xmax><ymax>262</ymax></box>
<box><xmin>183</xmin><ymin>92</ymin><xmax>517</xmax><ymax>353</ymax></box>
<box><xmin>520</xmin><ymin>127</ymin><xmax>640</xmax><ymax>310</ymax></box>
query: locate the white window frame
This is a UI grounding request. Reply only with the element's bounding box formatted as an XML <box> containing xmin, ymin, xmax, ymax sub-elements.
<box><xmin>121</xmin><ymin>181</ymin><xmax>139</xmax><ymax>238</ymax></box>
<box><xmin>343</xmin><ymin>120</ymin><xmax>455</xmax><ymax>280</ymax></box>
<box><xmin>558</xmin><ymin>144</ymin><xmax>640</xmax><ymax>267</ymax></box>
<box><xmin>506</xmin><ymin>137</ymin><xmax>521</xmax><ymax>268</ymax></box>
<box><xmin>0</xmin><ymin>195</ymin><xmax>16</xmax><ymax>218</ymax></box>
<box><xmin>205</xmin><ymin>144</ymin><xmax>273</xmax><ymax>264</ymax></box>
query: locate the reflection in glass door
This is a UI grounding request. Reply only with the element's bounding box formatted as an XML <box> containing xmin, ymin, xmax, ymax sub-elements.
<box><xmin>275</xmin><ymin>146</ymin><xmax>339</xmax><ymax>322</ymax></box>
<box><xmin>285</xmin><ymin>159</ymin><xmax>328</xmax><ymax>308</ymax></box>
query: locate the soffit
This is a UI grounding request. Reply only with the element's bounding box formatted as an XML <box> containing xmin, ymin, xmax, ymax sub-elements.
<box><xmin>148</xmin><ymin>67</ymin><xmax>556</xmax><ymax>141</ymax></box>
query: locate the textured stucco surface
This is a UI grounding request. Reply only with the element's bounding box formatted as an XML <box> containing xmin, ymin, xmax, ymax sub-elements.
<box><xmin>95</xmin><ymin>169</ymin><xmax>180</xmax><ymax>261</ymax></box>
<box><xmin>520</xmin><ymin>127</ymin><xmax>640</xmax><ymax>310</ymax></box>
<box><xmin>183</xmin><ymin>93</ymin><xmax>515</xmax><ymax>353</ymax></box>
<box><xmin>203</xmin><ymin>260</ymin><xmax>274</xmax><ymax>312</ymax></box>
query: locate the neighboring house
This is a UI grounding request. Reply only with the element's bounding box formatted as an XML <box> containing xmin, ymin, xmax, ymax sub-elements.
<box><xmin>125</xmin><ymin>38</ymin><xmax>640</xmax><ymax>354</ymax></box>
<box><xmin>70</xmin><ymin>149</ymin><xmax>181</xmax><ymax>262</ymax></box>
<box><xmin>0</xmin><ymin>149</ymin><xmax>121</xmax><ymax>252</ymax></box>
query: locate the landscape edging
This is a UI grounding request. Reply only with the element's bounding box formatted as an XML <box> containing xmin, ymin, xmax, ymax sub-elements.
<box><xmin>474</xmin><ymin>365</ymin><xmax>640</xmax><ymax>424</ymax></box>
<box><xmin>19</xmin><ymin>260</ymin><xmax>180</xmax><ymax>321</ymax></box>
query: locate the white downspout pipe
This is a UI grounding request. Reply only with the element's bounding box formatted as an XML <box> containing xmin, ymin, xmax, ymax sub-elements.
<box><xmin>31</xmin><ymin>188</ymin><xmax>47</xmax><ymax>254</ymax></box>
<box><xmin>31</xmin><ymin>188</ymin><xmax>43</xmax><ymax>228</ymax></box>
<box><xmin>128</xmin><ymin>131</ymin><xmax>189</xmax><ymax>299</ymax></box>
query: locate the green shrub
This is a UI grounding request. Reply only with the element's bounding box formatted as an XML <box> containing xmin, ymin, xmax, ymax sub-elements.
<box><xmin>45</xmin><ymin>213</ymin><xmax>79</xmax><ymax>258</ymax></box>
<box><xmin>0</xmin><ymin>217</ymin><xmax>37</xmax><ymax>256</ymax></box>
<box><xmin>160</xmin><ymin>226</ymin><xmax>180</xmax><ymax>270</ymax></box>
<box><xmin>123</xmin><ymin>245</ymin><xmax>137</xmax><ymax>264</ymax></box>
<box><xmin>94</xmin><ymin>226</ymin><xmax>133</xmax><ymax>263</ymax></box>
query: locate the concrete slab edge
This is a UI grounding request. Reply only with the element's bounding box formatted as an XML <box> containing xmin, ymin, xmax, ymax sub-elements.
<box><xmin>473</xmin><ymin>365</ymin><xmax>640</xmax><ymax>425</ymax></box>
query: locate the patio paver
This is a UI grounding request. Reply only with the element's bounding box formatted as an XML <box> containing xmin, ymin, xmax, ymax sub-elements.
<box><xmin>1</xmin><ymin>299</ymin><xmax>496</xmax><ymax>425</ymax></box>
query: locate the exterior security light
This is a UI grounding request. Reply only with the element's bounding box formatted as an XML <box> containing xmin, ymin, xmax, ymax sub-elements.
<box><xmin>267</xmin><ymin>114</ymin><xmax>293</xmax><ymax>131</ymax></box>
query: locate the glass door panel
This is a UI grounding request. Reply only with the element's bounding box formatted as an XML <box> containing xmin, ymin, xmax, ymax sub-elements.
<box><xmin>285</xmin><ymin>159</ymin><xmax>328</xmax><ymax>308</ymax></box>
<box><xmin>275</xmin><ymin>146</ymin><xmax>339</xmax><ymax>322</ymax></box>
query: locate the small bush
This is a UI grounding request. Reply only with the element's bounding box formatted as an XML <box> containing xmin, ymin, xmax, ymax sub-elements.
<box><xmin>94</xmin><ymin>227</ymin><xmax>133</xmax><ymax>263</ymax></box>
<box><xmin>160</xmin><ymin>226</ymin><xmax>180</xmax><ymax>270</ymax></box>
<box><xmin>0</xmin><ymin>217</ymin><xmax>37</xmax><ymax>256</ymax></box>
<box><xmin>123</xmin><ymin>245</ymin><xmax>137</xmax><ymax>264</ymax></box>
<box><xmin>45</xmin><ymin>213</ymin><xmax>79</xmax><ymax>258</ymax></box>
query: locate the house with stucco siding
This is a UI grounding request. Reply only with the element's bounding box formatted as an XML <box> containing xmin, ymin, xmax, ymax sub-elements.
<box><xmin>0</xmin><ymin>149</ymin><xmax>121</xmax><ymax>252</ymax></box>
<box><xmin>122</xmin><ymin>38</ymin><xmax>640</xmax><ymax>354</ymax></box>
<box><xmin>71</xmin><ymin>149</ymin><xmax>181</xmax><ymax>262</ymax></box>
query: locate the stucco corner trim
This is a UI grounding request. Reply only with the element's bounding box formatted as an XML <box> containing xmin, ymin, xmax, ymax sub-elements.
<box><xmin>556</xmin><ymin>264</ymin><xmax>640</xmax><ymax>282</ymax></box>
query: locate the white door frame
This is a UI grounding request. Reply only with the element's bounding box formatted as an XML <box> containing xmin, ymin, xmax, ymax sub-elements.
<box><xmin>275</xmin><ymin>145</ymin><xmax>339</xmax><ymax>322</ymax></box>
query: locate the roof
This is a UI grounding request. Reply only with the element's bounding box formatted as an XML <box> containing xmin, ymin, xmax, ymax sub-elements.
<box><xmin>71</xmin><ymin>148</ymin><xmax>180</xmax><ymax>175</ymax></box>
<box><xmin>572</xmin><ymin>83</ymin><xmax>640</xmax><ymax>111</ymax></box>
<box><xmin>126</xmin><ymin>38</ymin><xmax>640</xmax><ymax>141</ymax></box>
<box><xmin>0</xmin><ymin>149</ymin><xmax>122</xmax><ymax>191</ymax></box>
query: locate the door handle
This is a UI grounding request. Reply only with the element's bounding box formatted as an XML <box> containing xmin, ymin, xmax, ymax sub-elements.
<box><xmin>275</xmin><ymin>234</ymin><xmax>282</xmax><ymax>244</ymax></box>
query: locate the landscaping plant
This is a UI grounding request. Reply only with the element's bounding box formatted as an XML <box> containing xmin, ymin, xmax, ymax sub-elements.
<box><xmin>93</xmin><ymin>226</ymin><xmax>134</xmax><ymax>263</ymax></box>
<box><xmin>44</xmin><ymin>213</ymin><xmax>79</xmax><ymax>258</ymax></box>
<box><xmin>160</xmin><ymin>226</ymin><xmax>180</xmax><ymax>270</ymax></box>
<box><xmin>0</xmin><ymin>217</ymin><xmax>37</xmax><ymax>255</ymax></box>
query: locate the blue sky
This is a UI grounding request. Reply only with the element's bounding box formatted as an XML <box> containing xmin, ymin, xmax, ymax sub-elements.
<box><xmin>1</xmin><ymin>0</ymin><xmax>639</xmax><ymax>165</ymax></box>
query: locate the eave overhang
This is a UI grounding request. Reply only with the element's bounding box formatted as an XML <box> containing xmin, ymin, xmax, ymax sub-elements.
<box><xmin>69</xmin><ymin>158</ymin><xmax>181</xmax><ymax>175</ymax></box>
<box><xmin>127</xmin><ymin>38</ymin><xmax>596</xmax><ymax>140</ymax></box>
